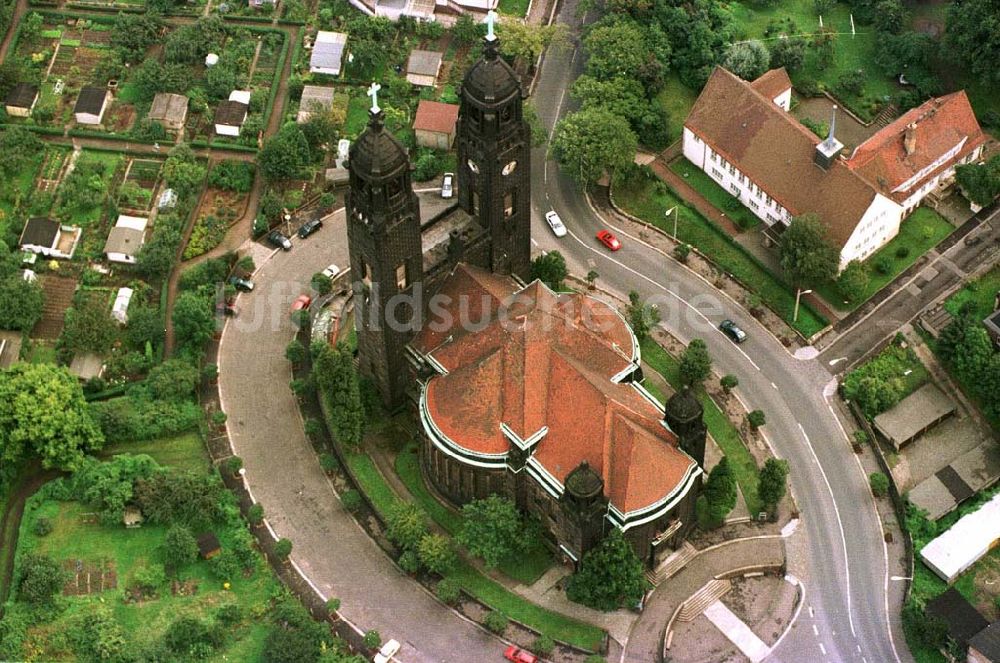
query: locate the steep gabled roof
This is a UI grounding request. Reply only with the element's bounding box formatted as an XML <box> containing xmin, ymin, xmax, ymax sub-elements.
<box><xmin>413</xmin><ymin>99</ymin><xmax>459</xmax><ymax>135</ymax></box>
<box><xmin>685</xmin><ymin>67</ymin><xmax>879</xmax><ymax>249</ymax></box>
<box><xmin>846</xmin><ymin>91</ymin><xmax>987</xmax><ymax>202</ymax></box>
<box><xmin>413</xmin><ymin>264</ymin><xmax>695</xmax><ymax>515</ymax></box>
<box><xmin>750</xmin><ymin>67</ymin><xmax>792</xmax><ymax>101</ymax></box>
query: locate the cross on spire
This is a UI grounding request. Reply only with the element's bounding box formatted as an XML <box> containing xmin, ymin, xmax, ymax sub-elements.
<box><xmin>367</xmin><ymin>82</ymin><xmax>382</xmax><ymax>115</ymax></box>
<box><xmin>485</xmin><ymin>10</ymin><xmax>498</xmax><ymax>41</ymax></box>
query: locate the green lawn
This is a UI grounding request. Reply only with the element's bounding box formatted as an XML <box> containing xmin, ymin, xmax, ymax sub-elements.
<box><xmin>730</xmin><ymin>0</ymin><xmax>896</xmax><ymax>121</ymax></box>
<box><xmin>497</xmin><ymin>0</ymin><xmax>530</xmax><ymax>18</ymax></box>
<box><xmin>640</xmin><ymin>338</ymin><xmax>762</xmax><ymax>515</ymax></box>
<box><xmin>61</xmin><ymin>151</ymin><xmax>123</xmax><ymax>227</ymax></box>
<box><xmin>395</xmin><ymin>446</ymin><xmax>554</xmax><ymax>585</ymax></box>
<box><xmin>343</xmin><ymin>94</ymin><xmax>371</xmax><ymax>139</ymax></box>
<box><xmin>13</xmin><ymin>497</ymin><xmax>279</xmax><ymax>661</ymax></box>
<box><xmin>26</xmin><ymin>342</ymin><xmax>57</xmax><ymax>365</ymax></box>
<box><xmin>945</xmin><ymin>264</ymin><xmax>1000</xmax><ymax>320</ymax></box>
<box><xmin>345</xmin><ymin>447</ymin><xmax>603</xmax><ymax>649</ymax></box>
<box><xmin>655</xmin><ymin>73</ymin><xmax>699</xmax><ymax>143</ymax></box>
<box><xmin>817</xmin><ymin>207</ymin><xmax>955</xmax><ymax>310</ymax></box>
<box><xmin>0</xmin><ymin>150</ymin><xmax>46</xmax><ymax>233</ymax></box>
<box><xmin>669</xmin><ymin>157</ymin><xmax>760</xmax><ymax>230</ymax></box>
<box><xmin>99</xmin><ymin>431</ymin><xmax>210</xmax><ymax>475</ymax></box>
<box><xmin>346</xmin><ymin>452</ymin><xmax>401</xmax><ymax>517</ymax></box>
<box><xmin>614</xmin><ymin>174</ymin><xmax>827</xmax><ymax>337</ymax></box>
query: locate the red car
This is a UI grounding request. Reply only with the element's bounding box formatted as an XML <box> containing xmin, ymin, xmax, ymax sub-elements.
<box><xmin>290</xmin><ymin>294</ymin><xmax>312</xmax><ymax>314</ymax></box>
<box><xmin>596</xmin><ymin>229</ymin><xmax>621</xmax><ymax>251</ymax></box>
<box><xmin>504</xmin><ymin>646</ymin><xmax>538</xmax><ymax>663</ymax></box>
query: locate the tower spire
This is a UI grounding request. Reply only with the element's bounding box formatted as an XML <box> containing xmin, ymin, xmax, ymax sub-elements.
<box><xmin>483</xmin><ymin>10</ymin><xmax>499</xmax><ymax>58</ymax></box>
<box><xmin>825</xmin><ymin>104</ymin><xmax>838</xmax><ymax>146</ymax></box>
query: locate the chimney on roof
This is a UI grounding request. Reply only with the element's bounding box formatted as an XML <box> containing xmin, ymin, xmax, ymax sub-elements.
<box><xmin>814</xmin><ymin>104</ymin><xmax>844</xmax><ymax>171</ymax></box>
<box><xmin>904</xmin><ymin>122</ymin><xmax>917</xmax><ymax>156</ymax></box>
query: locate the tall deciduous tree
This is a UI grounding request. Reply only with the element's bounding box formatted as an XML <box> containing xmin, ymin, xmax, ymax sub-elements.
<box><xmin>385</xmin><ymin>502</ymin><xmax>429</xmax><ymax>552</ymax></box>
<box><xmin>779</xmin><ymin>214</ymin><xmax>839</xmax><ymax>288</ymax></box>
<box><xmin>582</xmin><ymin>18</ymin><xmax>651</xmax><ymax>81</ymax></box>
<box><xmin>955</xmin><ymin>156</ymin><xmax>1000</xmax><ymax>207</ymax></box>
<box><xmin>530</xmin><ymin>251</ymin><xmax>568</xmax><ymax>290</ymax></box>
<box><xmin>0</xmin><ymin>273</ymin><xmax>44</xmax><ymax>332</ymax></box>
<box><xmin>0</xmin><ymin>364</ymin><xmax>104</xmax><ymax>475</ymax></box>
<box><xmin>172</xmin><ymin>292</ymin><xmax>216</xmax><ymax>351</ymax></box>
<box><xmin>624</xmin><ymin>290</ymin><xmax>660</xmax><ymax>342</ymax></box>
<box><xmin>552</xmin><ymin>107</ymin><xmax>638</xmax><ymax>185</ymax></box>
<box><xmin>498</xmin><ymin>19</ymin><xmax>569</xmax><ymax>62</ymax></box>
<box><xmin>163</xmin><ymin>144</ymin><xmax>206</xmax><ymax>195</ymax></box>
<box><xmin>722</xmin><ymin>40</ymin><xmax>771</xmax><ymax>80</ymax></box>
<box><xmin>457</xmin><ymin>495</ymin><xmax>525</xmax><ymax>569</ymax></box>
<box><xmin>259</xmin><ymin>124</ymin><xmax>311</xmax><ymax>182</ymax></box>
<box><xmin>566</xmin><ymin>529</ymin><xmax>645</xmax><ymax>611</ymax></box>
<box><xmin>946</xmin><ymin>0</ymin><xmax>1000</xmax><ymax>85</ymax></box>
<box><xmin>679</xmin><ymin>339</ymin><xmax>712</xmax><ymax>387</ymax></box>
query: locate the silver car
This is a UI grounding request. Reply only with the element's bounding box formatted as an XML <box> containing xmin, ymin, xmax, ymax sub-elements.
<box><xmin>441</xmin><ymin>173</ymin><xmax>454</xmax><ymax>199</ymax></box>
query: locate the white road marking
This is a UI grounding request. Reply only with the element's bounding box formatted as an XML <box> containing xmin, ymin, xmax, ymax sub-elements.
<box><xmin>809</xmin><ymin>606</ymin><xmax>815</xmax><ymax>618</ymax></box>
<box><xmin>819</xmin><ymin>643</ymin><xmax>827</xmax><ymax>656</ymax></box>
<box><xmin>798</xmin><ymin>422</ymin><xmax>857</xmax><ymax>638</ymax></box>
<box><xmin>531</xmin><ymin>238</ymin><xmax>538</xmax><ymax>247</ymax></box>
<box><xmin>812</xmin><ymin>625</ymin><xmax>819</xmax><ymax>636</ymax></box>
<box><xmin>771</xmin><ymin>382</ymin><xmax>778</xmax><ymax>389</ymax></box>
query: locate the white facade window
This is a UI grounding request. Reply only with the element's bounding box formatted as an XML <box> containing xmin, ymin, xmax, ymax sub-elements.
<box><xmin>750</xmin><ymin>200</ymin><xmax>759</xmax><ymax>211</ymax></box>
<box><xmin>729</xmin><ymin>183</ymin><xmax>740</xmax><ymax>195</ymax></box>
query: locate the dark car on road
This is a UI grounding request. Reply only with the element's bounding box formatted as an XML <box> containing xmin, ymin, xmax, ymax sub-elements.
<box><xmin>228</xmin><ymin>276</ymin><xmax>254</xmax><ymax>292</ymax></box>
<box><xmin>719</xmin><ymin>319</ymin><xmax>747</xmax><ymax>343</ymax></box>
<box><xmin>297</xmin><ymin>218</ymin><xmax>322</xmax><ymax>239</ymax></box>
<box><xmin>267</xmin><ymin>230</ymin><xmax>292</xmax><ymax>251</ymax></box>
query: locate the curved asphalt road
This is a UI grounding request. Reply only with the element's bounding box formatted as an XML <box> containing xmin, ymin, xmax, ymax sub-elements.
<box><xmin>530</xmin><ymin>2</ymin><xmax>910</xmax><ymax>662</ymax></box>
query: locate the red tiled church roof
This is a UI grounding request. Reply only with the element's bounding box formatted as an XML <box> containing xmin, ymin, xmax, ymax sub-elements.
<box><xmin>685</xmin><ymin>67</ymin><xmax>878</xmax><ymax>249</ymax></box>
<box><xmin>845</xmin><ymin>91</ymin><xmax>987</xmax><ymax>203</ymax></box>
<box><xmin>412</xmin><ymin>264</ymin><xmax>696</xmax><ymax>514</ymax></box>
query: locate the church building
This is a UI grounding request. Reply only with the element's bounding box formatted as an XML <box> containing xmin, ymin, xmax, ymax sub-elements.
<box><xmin>345</xmin><ymin>17</ymin><xmax>706</xmax><ymax>567</ymax></box>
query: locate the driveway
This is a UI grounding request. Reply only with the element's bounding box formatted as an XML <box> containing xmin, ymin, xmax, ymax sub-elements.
<box><xmin>218</xmin><ymin>211</ymin><xmax>499</xmax><ymax>663</ymax></box>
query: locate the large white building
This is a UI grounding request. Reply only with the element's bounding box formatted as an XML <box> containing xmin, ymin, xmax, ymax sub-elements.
<box><xmin>682</xmin><ymin>67</ymin><xmax>987</xmax><ymax>269</ymax></box>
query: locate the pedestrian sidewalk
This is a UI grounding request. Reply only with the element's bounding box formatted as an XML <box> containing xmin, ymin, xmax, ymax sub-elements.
<box><xmin>703</xmin><ymin>600</ymin><xmax>771</xmax><ymax>663</ymax></box>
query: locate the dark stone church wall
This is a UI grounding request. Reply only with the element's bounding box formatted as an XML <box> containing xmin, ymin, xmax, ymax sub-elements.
<box><xmin>622</xmin><ymin>480</ymin><xmax>701</xmax><ymax>566</ymax></box>
<box><xmin>420</xmin><ymin>434</ymin><xmax>507</xmax><ymax>507</ymax></box>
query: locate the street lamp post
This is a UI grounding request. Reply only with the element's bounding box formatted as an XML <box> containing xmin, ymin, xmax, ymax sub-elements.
<box><xmin>794</xmin><ymin>288</ymin><xmax>813</xmax><ymax>323</ymax></box>
<box><xmin>665</xmin><ymin>206</ymin><xmax>679</xmax><ymax>239</ymax></box>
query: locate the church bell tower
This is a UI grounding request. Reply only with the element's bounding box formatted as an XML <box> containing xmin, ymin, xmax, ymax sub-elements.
<box><xmin>346</xmin><ymin>85</ymin><xmax>424</xmax><ymax>408</ymax></box>
<box><xmin>456</xmin><ymin>12</ymin><xmax>532</xmax><ymax>280</ymax></box>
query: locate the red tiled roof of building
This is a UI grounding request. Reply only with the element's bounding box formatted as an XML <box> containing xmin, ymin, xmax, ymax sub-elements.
<box><xmin>413</xmin><ymin>99</ymin><xmax>459</xmax><ymax>135</ymax></box>
<box><xmin>413</xmin><ymin>264</ymin><xmax>696</xmax><ymax>514</ymax></box>
<box><xmin>750</xmin><ymin>67</ymin><xmax>792</xmax><ymax>101</ymax></box>
<box><xmin>846</xmin><ymin>91</ymin><xmax>987</xmax><ymax>203</ymax></box>
<box><xmin>685</xmin><ymin>67</ymin><xmax>879</xmax><ymax>249</ymax></box>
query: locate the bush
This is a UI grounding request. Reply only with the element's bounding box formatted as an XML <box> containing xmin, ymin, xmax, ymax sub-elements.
<box><xmin>247</xmin><ymin>503</ymin><xmax>265</xmax><ymax>525</ymax></box>
<box><xmin>341</xmin><ymin>489</ymin><xmax>362</xmax><ymax>512</ymax></box>
<box><xmin>216</xmin><ymin>603</ymin><xmax>242</xmax><ymax>626</ymax></box>
<box><xmin>32</xmin><ymin>517</ymin><xmax>54</xmax><ymax>537</ymax></box>
<box><xmin>720</xmin><ymin>374</ymin><xmax>739</xmax><ymax>393</ymax></box>
<box><xmin>412</xmin><ymin>150</ymin><xmax>442</xmax><ymax>181</ymax></box>
<box><xmin>225</xmin><ymin>456</ymin><xmax>243</xmax><ymax>475</ymax></box>
<box><xmin>483</xmin><ymin>611</ymin><xmax>508</xmax><ymax>634</ymax></box>
<box><xmin>162</xmin><ymin>525</ymin><xmax>198</xmax><ymax>574</ymax></box>
<box><xmin>319</xmin><ymin>453</ymin><xmax>339</xmax><ymax>474</ymax></box>
<box><xmin>532</xmin><ymin>634</ymin><xmax>555</xmax><ymax>656</ymax></box>
<box><xmin>435</xmin><ymin>577</ymin><xmax>461</xmax><ymax>605</ymax></box>
<box><xmin>17</xmin><ymin>554</ymin><xmax>65</xmax><ymax>605</ymax></box>
<box><xmin>208</xmin><ymin>160</ymin><xmax>254</xmax><ymax>193</ymax></box>
<box><xmin>274</xmin><ymin>538</ymin><xmax>293</xmax><ymax>561</ymax></box>
<box><xmin>129</xmin><ymin>563</ymin><xmax>166</xmax><ymax>597</ymax></box>
<box><xmin>304</xmin><ymin>418</ymin><xmax>323</xmax><ymax>439</ymax></box>
<box><xmin>363</xmin><ymin>630</ymin><xmax>381</xmax><ymax>649</ymax></box>
<box><xmin>164</xmin><ymin>616</ymin><xmax>216</xmax><ymax>657</ymax></box>
<box><xmin>869</xmin><ymin>472</ymin><xmax>890</xmax><ymax>497</ymax></box>
<box><xmin>325</xmin><ymin>598</ymin><xmax>341</xmax><ymax>616</ymax></box>
<box><xmin>673</xmin><ymin>243</ymin><xmax>691</xmax><ymax>263</ymax></box>
<box><xmin>209</xmin><ymin>549</ymin><xmax>244</xmax><ymax>580</ymax></box>
<box><xmin>398</xmin><ymin>549</ymin><xmax>421</xmax><ymax>574</ymax></box>
<box><xmin>747</xmin><ymin>410</ymin><xmax>766</xmax><ymax>429</ymax></box>
<box><xmin>874</xmin><ymin>255</ymin><xmax>893</xmax><ymax>275</ymax></box>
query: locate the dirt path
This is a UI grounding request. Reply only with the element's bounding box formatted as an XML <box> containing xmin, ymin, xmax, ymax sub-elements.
<box><xmin>0</xmin><ymin>466</ymin><xmax>56</xmax><ymax>614</ymax></box>
<box><xmin>0</xmin><ymin>0</ymin><xmax>27</xmax><ymax>62</ymax></box>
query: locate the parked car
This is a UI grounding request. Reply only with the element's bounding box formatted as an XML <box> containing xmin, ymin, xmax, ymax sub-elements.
<box><xmin>267</xmin><ymin>230</ymin><xmax>292</xmax><ymax>251</ymax></box>
<box><xmin>228</xmin><ymin>276</ymin><xmax>254</xmax><ymax>292</ymax></box>
<box><xmin>373</xmin><ymin>639</ymin><xmax>401</xmax><ymax>663</ymax></box>
<box><xmin>290</xmin><ymin>294</ymin><xmax>312</xmax><ymax>315</ymax></box>
<box><xmin>503</xmin><ymin>646</ymin><xmax>538</xmax><ymax>663</ymax></box>
<box><xmin>719</xmin><ymin>319</ymin><xmax>748</xmax><ymax>343</ymax></box>
<box><xmin>216</xmin><ymin>301</ymin><xmax>239</xmax><ymax>317</ymax></box>
<box><xmin>544</xmin><ymin>210</ymin><xmax>567</xmax><ymax>237</ymax></box>
<box><xmin>297</xmin><ymin>218</ymin><xmax>323</xmax><ymax>239</ymax></box>
<box><xmin>596</xmin><ymin>229</ymin><xmax>621</xmax><ymax>251</ymax></box>
<box><xmin>441</xmin><ymin>172</ymin><xmax>455</xmax><ymax>199</ymax></box>
<box><xmin>321</xmin><ymin>263</ymin><xmax>341</xmax><ymax>280</ymax></box>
